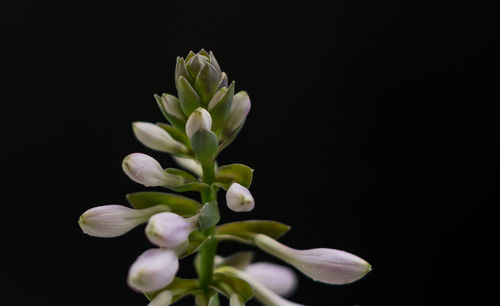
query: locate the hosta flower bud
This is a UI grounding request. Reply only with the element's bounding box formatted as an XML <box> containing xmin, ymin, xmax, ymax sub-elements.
<box><xmin>79</xmin><ymin>205</ymin><xmax>169</xmax><ymax>238</ymax></box>
<box><xmin>145</xmin><ymin>212</ymin><xmax>198</xmax><ymax>248</ymax></box>
<box><xmin>172</xmin><ymin>156</ymin><xmax>203</xmax><ymax>177</ymax></box>
<box><xmin>148</xmin><ymin>290</ymin><xmax>172</xmax><ymax>306</ymax></box>
<box><xmin>223</xmin><ymin>91</ymin><xmax>251</xmax><ymax>137</ymax></box>
<box><xmin>254</xmin><ymin>234</ymin><xmax>371</xmax><ymax>285</ymax></box>
<box><xmin>185</xmin><ymin>107</ymin><xmax>212</xmax><ymax>138</ymax></box>
<box><xmin>245</xmin><ymin>262</ymin><xmax>298</xmax><ymax>297</ymax></box>
<box><xmin>132</xmin><ymin>122</ymin><xmax>188</xmax><ymax>154</ymax></box>
<box><xmin>122</xmin><ymin>153</ymin><xmax>184</xmax><ymax>187</ymax></box>
<box><xmin>128</xmin><ymin>248</ymin><xmax>179</xmax><ymax>292</ymax></box>
<box><xmin>226</xmin><ymin>183</ymin><xmax>255</xmax><ymax>212</ymax></box>
<box><xmin>158</xmin><ymin>94</ymin><xmax>186</xmax><ymax>121</ymax></box>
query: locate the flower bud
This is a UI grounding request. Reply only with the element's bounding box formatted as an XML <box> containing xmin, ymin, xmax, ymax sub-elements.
<box><xmin>223</xmin><ymin>91</ymin><xmax>251</xmax><ymax>137</ymax></box>
<box><xmin>128</xmin><ymin>248</ymin><xmax>179</xmax><ymax>292</ymax></box>
<box><xmin>148</xmin><ymin>290</ymin><xmax>172</xmax><ymax>306</ymax></box>
<box><xmin>226</xmin><ymin>183</ymin><xmax>255</xmax><ymax>212</ymax></box>
<box><xmin>145</xmin><ymin>212</ymin><xmax>198</xmax><ymax>248</ymax></box>
<box><xmin>172</xmin><ymin>156</ymin><xmax>203</xmax><ymax>177</ymax></box>
<box><xmin>245</xmin><ymin>262</ymin><xmax>298</xmax><ymax>297</ymax></box>
<box><xmin>79</xmin><ymin>205</ymin><xmax>169</xmax><ymax>238</ymax></box>
<box><xmin>185</xmin><ymin>107</ymin><xmax>212</xmax><ymax>138</ymax></box>
<box><xmin>254</xmin><ymin>234</ymin><xmax>371</xmax><ymax>285</ymax></box>
<box><xmin>122</xmin><ymin>153</ymin><xmax>184</xmax><ymax>187</ymax></box>
<box><xmin>229</xmin><ymin>293</ymin><xmax>244</xmax><ymax>306</ymax></box>
<box><xmin>159</xmin><ymin>94</ymin><xmax>186</xmax><ymax>121</ymax></box>
<box><xmin>133</xmin><ymin>122</ymin><xmax>188</xmax><ymax>154</ymax></box>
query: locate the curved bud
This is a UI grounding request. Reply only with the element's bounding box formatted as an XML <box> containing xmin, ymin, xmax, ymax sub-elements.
<box><xmin>122</xmin><ymin>153</ymin><xmax>184</xmax><ymax>187</ymax></box>
<box><xmin>145</xmin><ymin>212</ymin><xmax>198</xmax><ymax>248</ymax></box>
<box><xmin>245</xmin><ymin>262</ymin><xmax>298</xmax><ymax>297</ymax></box>
<box><xmin>185</xmin><ymin>107</ymin><xmax>212</xmax><ymax>138</ymax></box>
<box><xmin>128</xmin><ymin>248</ymin><xmax>179</xmax><ymax>292</ymax></box>
<box><xmin>78</xmin><ymin>205</ymin><xmax>169</xmax><ymax>238</ymax></box>
<box><xmin>223</xmin><ymin>91</ymin><xmax>251</xmax><ymax>137</ymax></box>
<box><xmin>254</xmin><ymin>234</ymin><xmax>371</xmax><ymax>285</ymax></box>
<box><xmin>148</xmin><ymin>290</ymin><xmax>172</xmax><ymax>306</ymax></box>
<box><xmin>226</xmin><ymin>183</ymin><xmax>255</xmax><ymax>212</ymax></box>
<box><xmin>172</xmin><ymin>156</ymin><xmax>203</xmax><ymax>177</ymax></box>
<box><xmin>160</xmin><ymin>94</ymin><xmax>186</xmax><ymax>121</ymax></box>
<box><xmin>133</xmin><ymin>122</ymin><xmax>188</xmax><ymax>154</ymax></box>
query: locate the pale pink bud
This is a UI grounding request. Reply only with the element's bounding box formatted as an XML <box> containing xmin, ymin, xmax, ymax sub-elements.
<box><xmin>172</xmin><ymin>156</ymin><xmax>203</xmax><ymax>177</ymax></box>
<box><xmin>122</xmin><ymin>153</ymin><xmax>184</xmax><ymax>187</ymax></box>
<box><xmin>254</xmin><ymin>234</ymin><xmax>371</xmax><ymax>285</ymax></box>
<box><xmin>185</xmin><ymin>107</ymin><xmax>212</xmax><ymax>138</ymax></box>
<box><xmin>148</xmin><ymin>290</ymin><xmax>172</xmax><ymax>306</ymax></box>
<box><xmin>78</xmin><ymin>205</ymin><xmax>169</xmax><ymax>238</ymax></box>
<box><xmin>245</xmin><ymin>262</ymin><xmax>298</xmax><ymax>297</ymax></box>
<box><xmin>127</xmin><ymin>248</ymin><xmax>179</xmax><ymax>292</ymax></box>
<box><xmin>226</xmin><ymin>183</ymin><xmax>255</xmax><ymax>212</ymax></box>
<box><xmin>145</xmin><ymin>212</ymin><xmax>198</xmax><ymax>248</ymax></box>
<box><xmin>133</xmin><ymin>122</ymin><xmax>188</xmax><ymax>154</ymax></box>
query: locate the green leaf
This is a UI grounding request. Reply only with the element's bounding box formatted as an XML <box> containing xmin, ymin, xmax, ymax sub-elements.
<box><xmin>215</xmin><ymin>251</ymin><xmax>255</xmax><ymax>270</ymax></box>
<box><xmin>214</xmin><ymin>164</ymin><xmax>253</xmax><ymax>190</ymax></box>
<box><xmin>126</xmin><ymin>191</ymin><xmax>201</xmax><ymax>217</ymax></box>
<box><xmin>144</xmin><ymin>277</ymin><xmax>201</xmax><ymax>303</ymax></box>
<box><xmin>215</xmin><ymin>220</ymin><xmax>290</xmax><ymax>243</ymax></box>
<box><xmin>199</xmin><ymin>201</ymin><xmax>220</xmax><ymax>229</ymax></box>
<box><xmin>165</xmin><ymin>168</ymin><xmax>197</xmax><ymax>181</ymax></box>
<box><xmin>168</xmin><ymin>181</ymin><xmax>210</xmax><ymax>192</ymax></box>
<box><xmin>177</xmin><ymin>76</ymin><xmax>202</xmax><ymax>116</ymax></box>
<box><xmin>208</xmin><ymin>81</ymin><xmax>235</xmax><ymax>132</ymax></box>
<box><xmin>211</xmin><ymin>272</ymin><xmax>254</xmax><ymax>302</ymax></box>
<box><xmin>191</xmin><ymin>129</ymin><xmax>218</xmax><ymax>165</ymax></box>
<box><xmin>194</xmin><ymin>63</ymin><xmax>221</xmax><ymax>105</ymax></box>
<box><xmin>157</xmin><ymin>122</ymin><xmax>190</xmax><ymax>148</ymax></box>
<box><xmin>178</xmin><ymin>230</ymin><xmax>208</xmax><ymax>259</ymax></box>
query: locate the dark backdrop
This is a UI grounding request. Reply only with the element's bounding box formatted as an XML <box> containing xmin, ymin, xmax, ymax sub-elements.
<box><xmin>2</xmin><ymin>1</ymin><xmax>498</xmax><ymax>305</ymax></box>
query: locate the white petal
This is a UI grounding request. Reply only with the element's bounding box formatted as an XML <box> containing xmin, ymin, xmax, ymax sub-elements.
<box><xmin>245</xmin><ymin>262</ymin><xmax>297</xmax><ymax>297</ymax></box>
<box><xmin>128</xmin><ymin>248</ymin><xmax>179</xmax><ymax>292</ymax></box>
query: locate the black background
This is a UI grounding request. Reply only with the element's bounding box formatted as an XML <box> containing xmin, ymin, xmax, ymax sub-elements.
<box><xmin>2</xmin><ymin>1</ymin><xmax>498</xmax><ymax>305</ymax></box>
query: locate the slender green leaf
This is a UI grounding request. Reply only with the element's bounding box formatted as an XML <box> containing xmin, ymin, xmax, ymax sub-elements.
<box><xmin>144</xmin><ymin>277</ymin><xmax>201</xmax><ymax>303</ymax></box>
<box><xmin>214</xmin><ymin>163</ymin><xmax>253</xmax><ymax>190</ymax></box>
<box><xmin>126</xmin><ymin>191</ymin><xmax>201</xmax><ymax>217</ymax></box>
<box><xmin>169</xmin><ymin>181</ymin><xmax>210</xmax><ymax>192</ymax></box>
<box><xmin>215</xmin><ymin>220</ymin><xmax>290</xmax><ymax>243</ymax></box>
<box><xmin>157</xmin><ymin>122</ymin><xmax>190</xmax><ymax>148</ymax></box>
<box><xmin>211</xmin><ymin>272</ymin><xmax>254</xmax><ymax>302</ymax></box>
<box><xmin>165</xmin><ymin>168</ymin><xmax>198</xmax><ymax>181</ymax></box>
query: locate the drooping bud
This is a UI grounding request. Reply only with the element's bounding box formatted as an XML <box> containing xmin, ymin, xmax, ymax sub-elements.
<box><xmin>245</xmin><ymin>262</ymin><xmax>298</xmax><ymax>297</ymax></box>
<box><xmin>254</xmin><ymin>234</ymin><xmax>371</xmax><ymax>285</ymax></box>
<box><xmin>148</xmin><ymin>290</ymin><xmax>172</xmax><ymax>306</ymax></box>
<box><xmin>78</xmin><ymin>205</ymin><xmax>170</xmax><ymax>238</ymax></box>
<box><xmin>172</xmin><ymin>156</ymin><xmax>203</xmax><ymax>177</ymax></box>
<box><xmin>226</xmin><ymin>183</ymin><xmax>255</xmax><ymax>212</ymax></box>
<box><xmin>132</xmin><ymin>122</ymin><xmax>188</xmax><ymax>155</ymax></box>
<box><xmin>127</xmin><ymin>248</ymin><xmax>179</xmax><ymax>292</ymax></box>
<box><xmin>122</xmin><ymin>153</ymin><xmax>184</xmax><ymax>187</ymax></box>
<box><xmin>223</xmin><ymin>91</ymin><xmax>251</xmax><ymax>138</ymax></box>
<box><xmin>185</xmin><ymin>107</ymin><xmax>212</xmax><ymax>138</ymax></box>
<box><xmin>145</xmin><ymin>212</ymin><xmax>198</xmax><ymax>248</ymax></box>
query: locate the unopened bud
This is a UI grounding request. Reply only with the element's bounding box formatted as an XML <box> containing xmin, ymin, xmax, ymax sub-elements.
<box><xmin>133</xmin><ymin>122</ymin><xmax>188</xmax><ymax>154</ymax></box>
<box><xmin>145</xmin><ymin>212</ymin><xmax>198</xmax><ymax>248</ymax></box>
<box><xmin>254</xmin><ymin>234</ymin><xmax>371</xmax><ymax>285</ymax></box>
<box><xmin>223</xmin><ymin>91</ymin><xmax>251</xmax><ymax>137</ymax></box>
<box><xmin>185</xmin><ymin>107</ymin><xmax>212</xmax><ymax>138</ymax></box>
<box><xmin>245</xmin><ymin>262</ymin><xmax>298</xmax><ymax>297</ymax></box>
<box><xmin>148</xmin><ymin>290</ymin><xmax>172</xmax><ymax>306</ymax></box>
<box><xmin>127</xmin><ymin>248</ymin><xmax>179</xmax><ymax>292</ymax></box>
<box><xmin>226</xmin><ymin>183</ymin><xmax>255</xmax><ymax>212</ymax></box>
<box><xmin>172</xmin><ymin>156</ymin><xmax>203</xmax><ymax>177</ymax></box>
<box><xmin>122</xmin><ymin>153</ymin><xmax>184</xmax><ymax>187</ymax></box>
<box><xmin>160</xmin><ymin>94</ymin><xmax>186</xmax><ymax>121</ymax></box>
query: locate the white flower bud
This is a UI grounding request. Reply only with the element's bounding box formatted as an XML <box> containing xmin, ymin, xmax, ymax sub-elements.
<box><xmin>148</xmin><ymin>290</ymin><xmax>172</xmax><ymax>306</ymax></box>
<box><xmin>78</xmin><ymin>205</ymin><xmax>169</xmax><ymax>238</ymax></box>
<box><xmin>161</xmin><ymin>94</ymin><xmax>186</xmax><ymax>120</ymax></box>
<box><xmin>128</xmin><ymin>248</ymin><xmax>179</xmax><ymax>292</ymax></box>
<box><xmin>223</xmin><ymin>91</ymin><xmax>251</xmax><ymax>135</ymax></box>
<box><xmin>254</xmin><ymin>234</ymin><xmax>371</xmax><ymax>285</ymax></box>
<box><xmin>145</xmin><ymin>212</ymin><xmax>198</xmax><ymax>248</ymax></box>
<box><xmin>133</xmin><ymin>122</ymin><xmax>188</xmax><ymax>154</ymax></box>
<box><xmin>122</xmin><ymin>153</ymin><xmax>184</xmax><ymax>187</ymax></box>
<box><xmin>185</xmin><ymin>107</ymin><xmax>212</xmax><ymax>138</ymax></box>
<box><xmin>245</xmin><ymin>262</ymin><xmax>298</xmax><ymax>297</ymax></box>
<box><xmin>172</xmin><ymin>156</ymin><xmax>203</xmax><ymax>177</ymax></box>
<box><xmin>226</xmin><ymin>183</ymin><xmax>255</xmax><ymax>212</ymax></box>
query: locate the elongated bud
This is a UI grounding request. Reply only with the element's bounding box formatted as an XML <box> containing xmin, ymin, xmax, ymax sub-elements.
<box><xmin>133</xmin><ymin>122</ymin><xmax>188</xmax><ymax>154</ymax></box>
<box><xmin>122</xmin><ymin>153</ymin><xmax>184</xmax><ymax>187</ymax></box>
<box><xmin>148</xmin><ymin>290</ymin><xmax>172</xmax><ymax>306</ymax></box>
<box><xmin>223</xmin><ymin>91</ymin><xmax>251</xmax><ymax>137</ymax></box>
<box><xmin>128</xmin><ymin>248</ymin><xmax>179</xmax><ymax>292</ymax></box>
<box><xmin>160</xmin><ymin>94</ymin><xmax>186</xmax><ymax>121</ymax></box>
<box><xmin>145</xmin><ymin>212</ymin><xmax>198</xmax><ymax>248</ymax></box>
<box><xmin>245</xmin><ymin>262</ymin><xmax>298</xmax><ymax>297</ymax></box>
<box><xmin>172</xmin><ymin>156</ymin><xmax>203</xmax><ymax>177</ymax></box>
<box><xmin>229</xmin><ymin>293</ymin><xmax>244</xmax><ymax>306</ymax></box>
<box><xmin>185</xmin><ymin>107</ymin><xmax>212</xmax><ymax>138</ymax></box>
<box><xmin>226</xmin><ymin>183</ymin><xmax>255</xmax><ymax>212</ymax></box>
<box><xmin>254</xmin><ymin>234</ymin><xmax>371</xmax><ymax>285</ymax></box>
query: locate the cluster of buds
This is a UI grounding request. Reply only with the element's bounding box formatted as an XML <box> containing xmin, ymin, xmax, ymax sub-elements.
<box><xmin>79</xmin><ymin>50</ymin><xmax>370</xmax><ymax>305</ymax></box>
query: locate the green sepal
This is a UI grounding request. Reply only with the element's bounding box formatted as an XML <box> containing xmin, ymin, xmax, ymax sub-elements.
<box><xmin>191</xmin><ymin>129</ymin><xmax>218</xmax><ymax>165</ymax></box>
<box><xmin>185</xmin><ymin>51</ymin><xmax>196</xmax><ymax>62</ymax></box>
<box><xmin>178</xmin><ymin>230</ymin><xmax>208</xmax><ymax>259</ymax></box>
<box><xmin>157</xmin><ymin>122</ymin><xmax>191</xmax><ymax>149</ymax></box>
<box><xmin>210</xmin><ymin>272</ymin><xmax>254</xmax><ymax>303</ymax></box>
<box><xmin>208</xmin><ymin>81</ymin><xmax>235</xmax><ymax>132</ymax></box>
<box><xmin>215</xmin><ymin>220</ymin><xmax>290</xmax><ymax>243</ymax></box>
<box><xmin>214</xmin><ymin>163</ymin><xmax>253</xmax><ymax>190</ymax></box>
<box><xmin>187</xmin><ymin>54</ymin><xmax>210</xmax><ymax>80</ymax></box>
<box><xmin>154</xmin><ymin>94</ymin><xmax>187</xmax><ymax>133</ymax></box>
<box><xmin>144</xmin><ymin>277</ymin><xmax>202</xmax><ymax>303</ymax></box>
<box><xmin>175</xmin><ymin>57</ymin><xmax>194</xmax><ymax>87</ymax></box>
<box><xmin>209</xmin><ymin>51</ymin><xmax>221</xmax><ymax>73</ymax></box>
<box><xmin>198</xmin><ymin>48</ymin><xmax>210</xmax><ymax>58</ymax></box>
<box><xmin>168</xmin><ymin>181</ymin><xmax>210</xmax><ymax>192</ymax></box>
<box><xmin>214</xmin><ymin>251</ymin><xmax>254</xmax><ymax>270</ymax></box>
<box><xmin>165</xmin><ymin>168</ymin><xmax>197</xmax><ymax>182</ymax></box>
<box><xmin>199</xmin><ymin>201</ymin><xmax>220</xmax><ymax>229</ymax></box>
<box><xmin>194</xmin><ymin>63</ymin><xmax>221</xmax><ymax>106</ymax></box>
<box><xmin>177</xmin><ymin>76</ymin><xmax>202</xmax><ymax>116</ymax></box>
<box><xmin>126</xmin><ymin>191</ymin><xmax>201</xmax><ymax>217</ymax></box>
